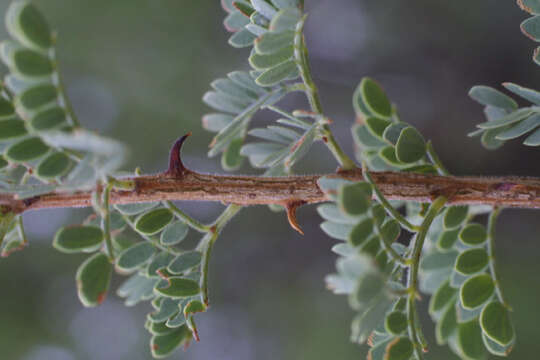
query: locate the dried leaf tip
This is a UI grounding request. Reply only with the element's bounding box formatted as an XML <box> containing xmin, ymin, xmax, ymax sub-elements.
<box><xmin>286</xmin><ymin>200</ymin><xmax>306</xmax><ymax>235</ymax></box>
<box><xmin>165</xmin><ymin>132</ymin><xmax>192</xmax><ymax>177</ymax></box>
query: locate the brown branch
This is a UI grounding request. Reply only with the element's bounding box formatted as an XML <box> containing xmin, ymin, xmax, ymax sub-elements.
<box><xmin>1</xmin><ymin>135</ymin><xmax>540</xmax><ymax>216</ymax></box>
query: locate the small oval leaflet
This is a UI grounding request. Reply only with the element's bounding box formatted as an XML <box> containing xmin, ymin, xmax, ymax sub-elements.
<box><xmin>76</xmin><ymin>252</ymin><xmax>112</xmax><ymax>307</ymax></box>
<box><xmin>135</xmin><ymin>208</ymin><xmax>174</xmax><ymax>235</ymax></box>
<box><xmin>6</xmin><ymin>1</ymin><xmax>52</xmax><ymax>51</ymax></box>
<box><xmin>348</xmin><ymin>218</ymin><xmax>373</xmax><ymax>247</ymax></box>
<box><xmin>436</xmin><ymin>300</ymin><xmax>457</xmax><ymax>345</ymax></box>
<box><xmin>160</xmin><ymin>221</ymin><xmax>189</xmax><ymax>246</ymax></box>
<box><xmin>0</xmin><ymin>118</ymin><xmax>27</xmax><ymax>141</ymax></box>
<box><xmin>16</xmin><ymin>83</ymin><xmax>57</xmax><ymax>110</ymax></box>
<box><xmin>155</xmin><ymin>277</ymin><xmax>200</xmax><ymax>299</ymax></box>
<box><xmin>429</xmin><ymin>280</ymin><xmax>457</xmax><ymax>316</ymax></box>
<box><xmin>437</xmin><ymin>229</ymin><xmax>460</xmax><ymax>251</ymax></box>
<box><xmin>460</xmin><ymin>274</ymin><xmax>495</xmax><ymax>310</ymax></box>
<box><xmin>221</xmin><ymin>137</ymin><xmax>244</xmax><ymax>170</ymax></box>
<box><xmin>457</xmin><ymin>319</ymin><xmax>487</xmax><ymax>360</ymax></box>
<box><xmin>5</xmin><ymin>136</ymin><xmax>49</xmax><ymax>162</ymax></box>
<box><xmin>53</xmin><ymin>225</ymin><xmax>104</xmax><ymax>254</ymax></box>
<box><xmin>385</xmin><ymin>336</ymin><xmax>414</xmax><ymax>360</ymax></box>
<box><xmin>116</xmin><ymin>242</ymin><xmax>156</xmax><ymax>272</ymax></box>
<box><xmin>468</xmin><ymin>85</ymin><xmax>517</xmax><ymax>110</ymax></box>
<box><xmin>10</xmin><ymin>48</ymin><xmax>53</xmax><ymax>77</ymax></box>
<box><xmin>480</xmin><ymin>301</ymin><xmax>515</xmax><ymax>347</ymax></box>
<box><xmin>443</xmin><ymin>206</ymin><xmax>468</xmax><ymax>229</ymax></box>
<box><xmin>395</xmin><ymin>126</ymin><xmax>426</xmax><ymax>164</ymax></box>
<box><xmin>0</xmin><ymin>97</ymin><xmax>15</xmax><ymax>118</ymax></box>
<box><xmin>167</xmin><ymin>251</ymin><xmax>203</xmax><ymax>274</ymax></box>
<box><xmin>385</xmin><ymin>311</ymin><xmax>408</xmax><ymax>335</ymax></box>
<box><xmin>150</xmin><ymin>325</ymin><xmax>192</xmax><ymax>359</ymax></box>
<box><xmin>455</xmin><ymin>248</ymin><xmax>489</xmax><ymax>275</ymax></box>
<box><xmin>359</xmin><ymin>77</ymin><xmax>392</xmax><ymax>119</ymax></box>
<box><xmin>30</xmin><ymin>106</ymin><xmax>67</xmax><ymax>130</ymax></box>
<box><xmin>459</xmin><ymin>223</ymin><xmax>488</xmax><ymax>246</ymax></box>
<box><xmin>115</xmin><ymin>201</ymin><xmax>159</xmax><ymax>216</ymax></box>
<box><xmin>338</xmin><ymin>182</ymin><xmax>372</xmax><ymax>216</ymax></box>
<box><xmin>36</xmin><ymin>151</ymin><xmax>71</xmax><ymax>178</ymax></box>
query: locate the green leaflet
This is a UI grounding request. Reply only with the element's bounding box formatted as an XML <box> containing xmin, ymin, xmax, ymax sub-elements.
<box><xmin>0</xmin><ymin>118</ymin><xmax>27</xmax><ymax>141</ymax></box>
<box><xmin>496</xmin><ymin>113</ymin><xmax>540</xmax><ymax>140</ymax></box>
<box><xmin>255</xmin><ymin>58</ymin><xmax>298</xmax><ymax>86</ymax></box>
<box><xmin>53</xmin><ymin>225</ymin><xmax>104</xmax><ymax>253</ymax></box>
<box><xmin>469</xmin><ymin>85</ymin><xmax>517</xmax><ymax>110</ymax></box>
<box><xmin>429</xmin><ymin>280</ymin><xmax>457</xmax><ymax>317</ymax></box>
<box><xmin>36</xmin><ymin>151</ymin><xmax>72</xmax><ymax>178</ymax></box>
<box><xmin>15</xmin><ymin>83</ymin><xmax>57</xmax><ymax>111</ymax></box>
<box><xmin>150</xmin><ymin>325</ymin><xmax>192</xmax><ymax>359</ymax></box>
<box><xmin>249</xmin><ymin>45</ymin><xmax>294</xmax><ymax>69</ymax></box>
<box><xmin>476</xmin><ymin>108</ymin><xmax>533</xmax><ymax>130</ymax></box>
<box><xmin>5</xmin><ymin>1</ymin><xmax>52</xmax><ymax>51</ymax></box>
<box><xmin>502</xmin><ymin>82</ymin><xmax>540</xmax><ymax>105</ymax></box>
<box><xmin>160</xmin><ymin>221</ymin><xmax>189</xmax><ymax>246</ymax></box>
<box><xmin>385</xmin><ymin>311</ymin><xmax>407</xmax><ymax>335</ymax></box>
<box><xmin>115</xmin><ymin>202</ymin><xmax>159</xmax><ymax>216</ymax></box>
<box><xmin>254</xmin><ymin>30</ymin><xmax>294</xmax><ymax>54</ymax></box>
<box><xmin>457</xmin><ymin>319</ymin><xmax>487</xmax><ymax>360</ymax></box>
<box><xmin>221</xmin><ymin>137</ymin><xmax>245</xmax><ymax>170</ymax></box>
<box><xmin>154</xmin><ymin>277</ymin><xmax>200</xmax><ymax>298</ymax></box>
<box><xmin>5</xmin><ymin>136</ymin><xmax>49</xmax><ymax>162</ymax></box>
<box><xmin>167</xmin><ymin>251</ymin><xmax>203</xmax><ymax>274</ymax></box>
<box><xmin>459</xmin><ymin>223</ymin><xmax>487</xmax><ymax>246</ymax></box>
<box><xmin>29</xmin><ymin>106</ymin><xmax>67</xmax><ymax>130</ymax></box>
<box><xmin>443</xmin><ymin>206</ymin><xmax>468</xmax><ymax>229</ymax></box>
<box><xmin>460</xmin><ymin>274</ymin><xmax>495</xmax><ymax>310</ymax></box>
<box><xmin>348</xmin><ymin>218</ymin><xmax>373</xmax><ymax>247</ymax></box>
<box><xmin>135</xmin><ymin>208</ymin><xmax>174</xmax><ymax>235</ymax></box>
<box><xmin>356</xmin><ymin>77</ymin><xmax>392</xmax><ymax>119</ymax></box>
<box><xmin>385</xmin><ymin>337</ymin><xmax>414</xmax><ymax>360</ymax></box>
<box><xmin>228</xmin><ymin>28</ymin><xmax>257</xmax><ymax>48</ymax></box>
<box><xmin>1</xmin><ymin>42</ymin><xmax>53</xmax><ymax>78</ymax></box>
<box><xmin>0</xmin><ymin>97</ymin><xmax>15</xmax><ymax>118</ymax></box>
<box><xmin>395</xmin><ymin>126</ymin><xmax>426</xmax><ymax>164</ymax></box>
<box><xmin>521</xmin><ymin>15</ymin><xmax>540</xmax><ymax>42</ymax></box>
<box><xmin>116</xmin><ymin>242</ymin><xmax>156</xmax><ymax>272</ymax></box>
<box><xmin>480</xmin><ymin>301</ymin><xmax>514</xmax><ymax>347</ymax></box>
<box><xmin>76</xmin><ymin>252</ymin><xmax>112</xmax><ymax>307</ymax></box>
<box><xmin>436</xmin><ymin>300</ymin><xmax>458</xmax><ymax>345</ymax></box>
<box><xmin>455</xmin><ymin>248</ymin><xmax>489</xmax><ymax>275</ymax></box>
<box><xmin>270</xmin><ymin>7</ymin><xmax>301</xmax><ymax>31</ymax></box>
<box><xmin>524</xmin><ymin>126</ymin><xmax>540</xmax><ymax>145</ymax></box>
<box><xmin>338</xmin><ymin>182</ymin><xmax>372</xmax><ymax>216</ymax></box>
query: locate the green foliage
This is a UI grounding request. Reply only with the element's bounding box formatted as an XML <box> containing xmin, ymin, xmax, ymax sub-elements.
<box><xmin>76</xmin><ymin>252</ymin><xmax>112</xmax><ymax>307</ymax></box>
<box><xmin>0</xmin><ymin>1</ymin><xmax>528</xmax><ymax>359</ymax></box>
<box><xmin>53</xmin><ymin>225</ymin><xmax>104</xmax><ymax>253</ymax></box>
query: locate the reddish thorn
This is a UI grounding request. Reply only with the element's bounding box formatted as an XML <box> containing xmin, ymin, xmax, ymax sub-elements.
<box><xmin>286</xmin><ymin>200</ymin><xmax>306</xmax><ymax>235</ymax></box>
<box><xmin>165</xmin><ymin>132</ymin><xmax>192</xmax><ymax>177</ymax></box>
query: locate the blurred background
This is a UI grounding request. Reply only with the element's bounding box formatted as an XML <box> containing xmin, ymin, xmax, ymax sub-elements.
<box><xmin>0</xmin><ymin>0</ymin><xmax>539</xmax><ymax>359</ymax></box>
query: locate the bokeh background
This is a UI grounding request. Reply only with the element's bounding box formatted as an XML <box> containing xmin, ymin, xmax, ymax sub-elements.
<box><xmin>0</xmin><ymin>0</ymin><xmax>539</xmax><ymax>359</ymax></box>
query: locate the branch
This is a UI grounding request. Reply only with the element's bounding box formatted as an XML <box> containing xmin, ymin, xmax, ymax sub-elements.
<box><xmin>2</xmin><ymin>135</ymin><xmax>540</xmax><ymax>216</ymax></box>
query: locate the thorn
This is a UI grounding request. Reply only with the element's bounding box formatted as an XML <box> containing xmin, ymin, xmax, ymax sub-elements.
<box><xmin>286</xmin><ymin>200</ymin><xmax>306</xmax><ymax>235</ymax></box>
<box><xmin>165</xmin><ymin>132</ymin><xmax>192</xmax><ymax>177</ymax></box>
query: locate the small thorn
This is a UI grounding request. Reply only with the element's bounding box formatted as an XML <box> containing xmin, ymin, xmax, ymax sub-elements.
<box><xmin>165</xmin><ymin>132</ymin><xmax>192</xmax><ymax>177</ymax></box>
<box><xmin>286</xmin><ymin>200</ymin><xmax>306</xmax><ymax>235</ymax></box>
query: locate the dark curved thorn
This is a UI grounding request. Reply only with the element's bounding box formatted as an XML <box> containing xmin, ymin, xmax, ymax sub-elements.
<box><xmin>165</xmin><ymin>132</ymin><xmax>192</xmax><ymax>177</ymax></box>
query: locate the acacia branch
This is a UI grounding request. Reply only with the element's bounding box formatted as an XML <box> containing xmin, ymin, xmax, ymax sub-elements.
<box><xmin>1</xmin><ymin>135</ymin><xmax>540</xmax><ymax>217</ymax></box>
